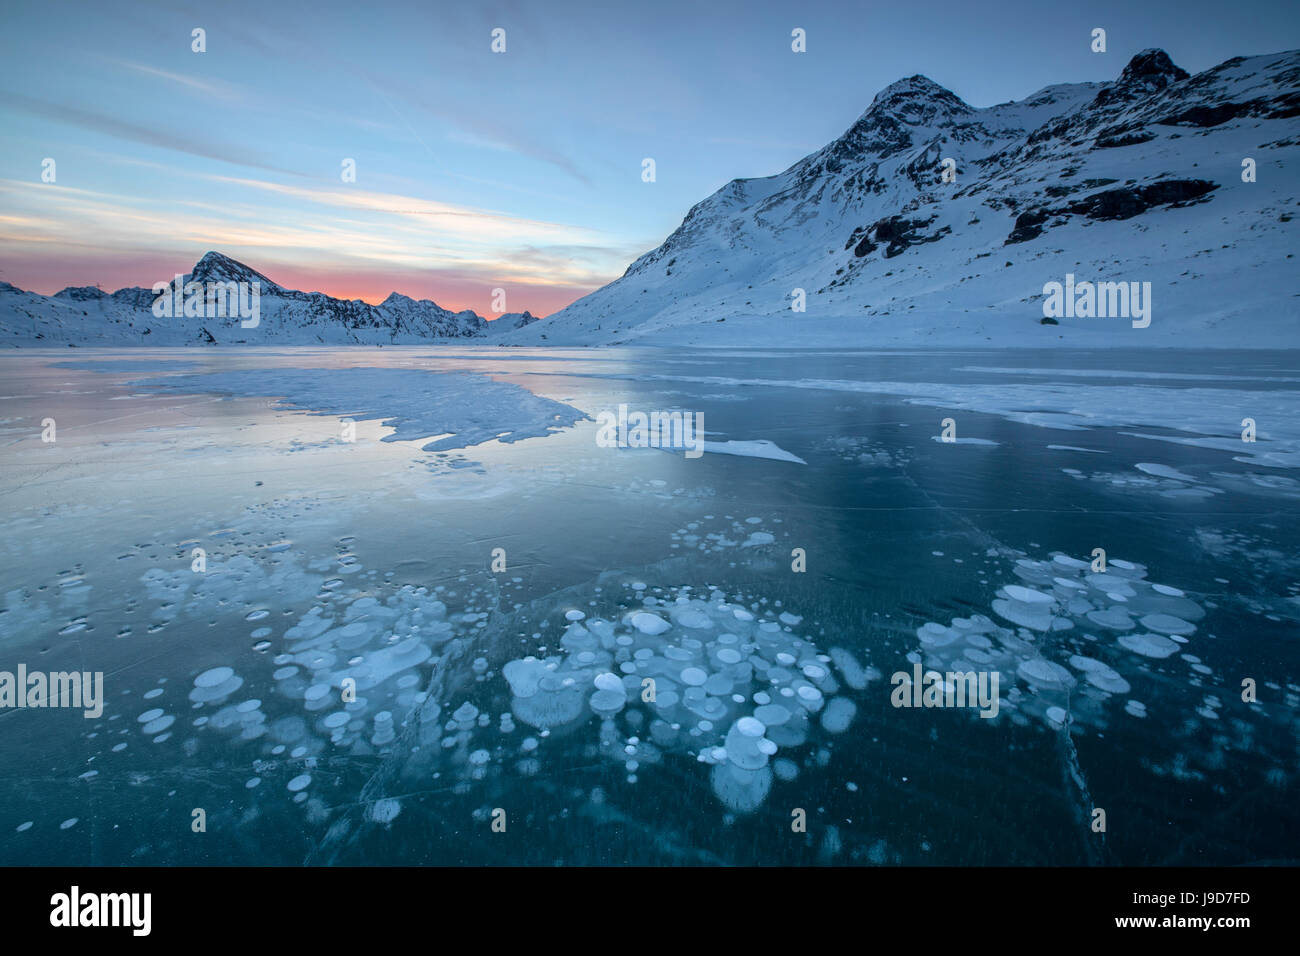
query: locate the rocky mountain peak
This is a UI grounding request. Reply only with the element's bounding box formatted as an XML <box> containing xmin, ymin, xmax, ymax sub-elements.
<box><xmin>863</xmin><ymin>74</ymin><xmax>973</xmax><ymax>124</ymax></box>
<box><xmin>189</xmin><ymin>251</ymin><xmax>278</xmax><ymax>289</ymax></box>
<box><xmin>1119</xmin><ymin>48</ymin><xmax>1190</xmax><ymax>89</ymax></box>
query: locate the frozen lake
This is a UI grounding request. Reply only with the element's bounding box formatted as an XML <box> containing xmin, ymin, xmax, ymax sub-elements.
<box><xmin>1</xmin><ymin>346</ymin><xmax>1297</xmax><ymax>865</ymax></box>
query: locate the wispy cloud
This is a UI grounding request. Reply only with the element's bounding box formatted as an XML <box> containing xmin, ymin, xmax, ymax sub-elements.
<box><xmin>0</xmin><ymin>92</ymin><xmax>302</xmax><ymax>176</ymax></box>
<box><xmin>102</xmin><ymin>57</ymin><xmax>243</xmax><ymax>100</ymax></box>
<box><xmin>0</xmin><ymin>176</ymin><xmax>630</xmax><ymax>291</ymax></box>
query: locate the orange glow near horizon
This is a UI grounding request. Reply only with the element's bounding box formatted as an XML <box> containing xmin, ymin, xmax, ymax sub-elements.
<box><xmin>1</xmin><ymin>252</ymin><xmax>597</xmax><ymax>319</ymax></box>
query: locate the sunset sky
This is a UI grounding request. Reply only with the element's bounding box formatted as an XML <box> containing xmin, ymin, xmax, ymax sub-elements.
<box><xmin>2</xmin><ymin>0</ymin><xmax>1297</xmax><ymax>315</ymax></box>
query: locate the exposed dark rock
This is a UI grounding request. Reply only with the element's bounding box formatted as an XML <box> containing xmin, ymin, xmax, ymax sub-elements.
<box><xmin>1005</xmin><ymin>207</ymin><xmax>1050</xmax><ymax>244</ymax></box>
<box><xmin>1095</xmin><ymin>131</ymin><xmax>1156</xmax><ymax>148</ymax></box>
<box><xmin>1067</xmin><ymin>179</ymin><xmax>1218</xmax><ymax>220</ymax></box>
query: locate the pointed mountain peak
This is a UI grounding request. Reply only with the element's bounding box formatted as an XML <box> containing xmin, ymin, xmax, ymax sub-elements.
<box><xmin>1117</xmin><ymin>49</ymin><xmax>1188</xmax><ymax>90</ymax></box>
<box><xmin>190</xmin><ymin>251</ymin><xmax>278</xmax><ymax>288</ymax></box>
<box><xmin>865</xmin><ymin>73</ymin><xmax>972</xmax><ymax>122</ymax></box>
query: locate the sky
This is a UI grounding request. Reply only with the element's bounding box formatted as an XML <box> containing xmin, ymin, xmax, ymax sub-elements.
<box><xmin>2</xmin><ymin>0</ymin><xmax>1298</xmax><ymax>315</ymax></box>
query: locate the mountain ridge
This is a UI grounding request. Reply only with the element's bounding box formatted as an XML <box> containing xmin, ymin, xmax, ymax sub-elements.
<box><xmin>502</xmin><ymin>47</ymin><xmax>1300</xmax><ymax>347</ymax></box>
<box><xmin>0</xmin><ymin>252</ymin><xmax>540</xmax><ymax>346</ymax></box>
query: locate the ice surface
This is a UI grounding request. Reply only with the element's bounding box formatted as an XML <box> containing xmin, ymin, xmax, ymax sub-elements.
<box><xmin>701</xmin><ymin>440</ymin><xmax>806</xmax><ymax>464</ymax></box>
<box><xmin>136</xmin><ymin>367</ymin><xmax>587</xmax><ymax>453</ymax></box>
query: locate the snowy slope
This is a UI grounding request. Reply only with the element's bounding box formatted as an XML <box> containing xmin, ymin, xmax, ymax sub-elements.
<box><xmin>505</xmin><ymin>49</ymin><xmax>1300</xmax><ymax>347</ymax></box>
<box><xmin>0</xmin><ymin>251</ymin><xmax>539</xmax><ymax>346</ymax></box>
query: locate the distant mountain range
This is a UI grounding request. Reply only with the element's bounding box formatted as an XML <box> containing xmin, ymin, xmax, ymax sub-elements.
<box><xmin>503</xmin><ymin>48</ymin><xmax>1299</xmax><ymax>347</ymax></box>
<box><xmin>0</xmin><ymin>251</ymin><xmax>539</xmax><ymax>345</ymax></box>
<box><xmin>4</xmin><ymin>48</ymin><xmax>1297</xmax><ymax>349</ymax></box>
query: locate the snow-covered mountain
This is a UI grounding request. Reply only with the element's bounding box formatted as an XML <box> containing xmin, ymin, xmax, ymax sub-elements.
<box><xmin>0</xmin><ymin>251</ymin><xmax>540</xmax><ymax>346</ymax></box>
<box><xmin>505</xmin><ymin>49</ymin><xmax>1300</xmax><ymax>347</ymax></box>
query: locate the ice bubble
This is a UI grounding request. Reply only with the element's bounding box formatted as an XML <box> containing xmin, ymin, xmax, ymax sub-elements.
<box><xmin>828</xmin><ymin>647</ymin><xmax>873</xmax><ymax>690</ymax></box>
<box><xmin>1125</xmin><ymin>699</ymin><xmax>1147</xmax><ymax>717</ymax></box>
<box><xmin>1068</xmin><ymin>656</ymin><xmax>1131</xmax><ymax>693</ymax></box>
<box><xmin>1004</xmin><ymin>585</ymin><xmax>1053</xmax><ymax>604</ymax></box>
<box><xmin>773</xmin><ymin>759</ymin><xmax>799</xmax><ymax>781</ymax></box>
<box><xmin>590</xmin><ymin>689</ymin><xmax>627</xmax><ymax>716</ymax></box>
<box><xmin>1118</xmin><ymin>633</ymin><xmax>1179</xmax><ymax>659</ymax></box>
<box><xmin>653</xmin><ymin>689</ymin><xmax>680</xmax><ymax>711</ymax></box>
<box><xmin>918</xmin><ymin>624</ymin><xmax>961</xmax><ymax>646</ymax></box>
<box><xmin>1152</xmin><ymin>584</ymin><xmax>1185</xmax><ymax>597</ymax></box>
<box><xmin>993</xmin><ymin>598</ymin><xmax>1056</xmax><ymax>632</ymax></box>
<box><xmin>820</xmin><ymin>697</ymin><xmax>856</xmax><ymax>734</ymax></box>
<box><xmin>137</xmin><ymin>708</ymin><xmax>164</xmax><ymax>723</ymax></box>
<box><xmin>680</xmin><ymin>667</ymin><xmax>708</xmax><ymax>686</ymax></box>
<box><xmin>716</xmin><ymin>648</ymin><xmax>742</xmax><ymax>665</ymax></box>
<box><xmin>700</xmin><ymin>671</ymin><xmax>730</xmax><ymax>693</ymax></box>
<box><xmin>736</xmin><ymin>716</ymin><xmax>765</xmax><ymax>737</ymax></box>
<box><xmin>1139</xmin><ymin>614</ymin><xmax>1195</xmax><ymax>636</ymax></box>
<box><xmin>565</xmin><ymin>609</ymin><xmax>586</xmax><ymax>621</ymax></box>
<box><xmin>469</xmin><ymin>749</ymin><xmax>491</xmax><ymax>766</ymax></box>
<box><xmin>287</xmin><ymin>774</ymin><xmax>312</xmax><ymax>792</ymax></box>
<box><xmin>512</xmin><ymin>686</ymin><xmax>586</xmax><ymax>729</ymax></box>
<box><xmin>593</xmin><ymin>672</ymin><xmax>624</xmax><ymax>693</ymax></box>
<box><xmin>675</xmin><ymin>609</ymin><xmax>713</xmax><ymax>629</ymax></box>
<box><xmin>1045</xmin><ymin>706</ymin><xmax>1068</xmax><ymax>726</ymax></box>
<box><xmin>369</xmin><ymin>798</ymin><xmax>402</xmax><ymax>823</ymax></box>
<box><xmin>194</xmin><ymin>667</ymin><xmax>235</xmax><ymax>688</ymax></box>
<box><xmin>1086</xmin><ymin>607</ymin><xmax>1136</xmax><ymax>630</ymax></box>
<box><xmin>142</xmin><ymin>715</ymin><xmax>174</xmax><ymax>735</ymax></box>
<box><xmin>710</xmin><ymin>763</ymin><xmax>772</xmax><ymax>812</ymax></box>
<box><xmin>1017</xmin><ymin>659</ymin><xmax>1075</xmax><ymax>687</ymax></box>
<box><xmin>629</xmin><ymin>612</ymin><xmax>671</xmax><ymax>635</ymax></box>
<box><xmin>754</xmin><ymin>703</ymin><xmax>792</xmax><ymax>726</ymax></box>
